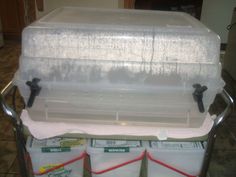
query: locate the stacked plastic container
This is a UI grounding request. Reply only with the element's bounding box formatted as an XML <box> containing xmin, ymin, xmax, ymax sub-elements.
<box><xmin>146</xmin><ymin>141</ymin><xmax>205</xmax><ymax>177</ymax></box>
<box><xmin>87</xmin><ymin>139</ymin><xmax>145</xmax><ymax>177</ymax></box>
<box><xmin>27</xmin><ymin>137</ymin><xmax>206</xmax><ymax>177</ymax></box>
<box><xmin>27</xmin><ymin>137</ymin><xmax>86</xmax><ymax>177</ymax></box>
<box><xmin>14</xmin><ymin>7</ymin><xmax>223</xmax><ymax>129</ymax></box>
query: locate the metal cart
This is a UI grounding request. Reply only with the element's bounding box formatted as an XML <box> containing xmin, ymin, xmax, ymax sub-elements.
<box><xmin>0</xmin><ymin>80</ymin><xmax>234</xmax><ymax>177</ymax></box>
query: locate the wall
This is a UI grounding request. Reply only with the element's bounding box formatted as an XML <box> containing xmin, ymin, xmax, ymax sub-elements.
<box><xmin>36</xmin><ymin>0</ymin><xmax>124</xmax><ymax>19</ymax></box>
<box><xmin>201</xmin><ymin>0</ymin><xmax>236</xmax><ymax>43</ymax></box>
<box><xmin>0</xmin><ymin>18</ymin><xmax>4</xmax><ymax>47</ymax></box>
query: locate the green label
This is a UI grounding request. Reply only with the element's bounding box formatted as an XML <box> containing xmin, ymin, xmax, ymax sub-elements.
<box><xmin>47</xmin><ymin>168</ymin><xmax>71</xmax><ymax>177</ymax></box>
<box><xmin>41</xmin><ymin>147</ymin><xmax>71</xmax><ymax>153</ymax></box>
<box><xmin>104</xmin><ymin>147</ymin><xmax>130</xmax><ymax>153</ymax></box>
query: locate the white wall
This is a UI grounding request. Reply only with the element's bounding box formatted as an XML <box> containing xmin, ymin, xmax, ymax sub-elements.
<box><xmin>201</xmin><ymin>0</ymin><xmax>236</xmax><ymax>43</ymax></box>
<box><xmin>36</xmin><ymin>0</ymin><xmax>124</xmax><ymax>19</ymax></box>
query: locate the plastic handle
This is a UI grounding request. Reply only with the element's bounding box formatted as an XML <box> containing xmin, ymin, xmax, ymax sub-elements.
<box><xmin>197</xmin><ymin>99</ymin><xmax>205</xmax><ymax>113</ymax></box>
<box><xmin>192</xmin><ymin>84</ymin><xmax>208</xmax><ymax>113</ymax></box>
<box><xmin>27</xmin><ymin>91</ymin><xmax>37</xmax><ymax>108</ymax></box>
<box><xmin>86</xmin><ymin>151</ymin><xmax>145</xmax><ymax>175</ymax></box>
<box><xmin>147</xmin><ymin>152</ymin><xmax>196</xmax><ymax>177</ymax></box>
<box><xmin>26</xmin><ymin>78</ymin><xmax>41</xmax><ymax>108</ymax></box>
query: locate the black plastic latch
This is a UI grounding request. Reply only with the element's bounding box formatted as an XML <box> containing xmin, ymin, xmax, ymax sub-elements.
<box><xmin>26</xmin><ymin>78</ymin><xmax>41</xmax><ymax>108</ymax></box>
<box><xmin>193</xmin><ymin>84</ymin><xmax>208</xmax><ymax>113</ymax></box>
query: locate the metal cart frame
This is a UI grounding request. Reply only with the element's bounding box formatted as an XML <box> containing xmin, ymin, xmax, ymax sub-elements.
<box><xmin>0</xmin><ymin>81</ymin><xmax>234</xmax><ymax>177</ymax></box>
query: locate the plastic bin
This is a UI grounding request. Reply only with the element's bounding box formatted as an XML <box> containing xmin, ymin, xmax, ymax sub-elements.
<box><xmin>146</xmin><ymin>141</ymin><xmax>205</xmax><ymax>177</ymax></box>
<box><xmin>14</xmin><ymin>7</ymin><xmax>223</xmax><ymax>128</ymax></box>
<box><xmin>26</xmin><ymin>136</ymin><xmax>86</xmax><ymax>177</ymax></box>
<box><xmin>87</xmin><ymin>139</ymin><xmax>145</xmax><ymax>177</ymax></box>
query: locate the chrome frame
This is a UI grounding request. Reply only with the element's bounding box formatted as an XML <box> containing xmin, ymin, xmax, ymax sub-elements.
<box><xmin>0</xmin><ymin>81</ymin><xmax>29</xmax><ymax>177</ymax></box>
<box><xmin>0</xmin><ymin>81</ymin><xmax>234</xmax><ymax>177</ymax></box>
<box><xmin>1</xmin><ymin>81</ymin><xmax>19</xmax><ymax>122</ymax></box>
<box><xmin>200</xmin><ymin>90</ymin><xmax>234</xmax><ymax>177</ymax></box>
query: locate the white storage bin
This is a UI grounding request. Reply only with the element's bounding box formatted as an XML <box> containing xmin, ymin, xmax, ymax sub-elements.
<box><xmin>87</xmin><ymin>139</ymin><xmax>145</xmax><ymax>177</ymax></box>
<box><xmin>27</xmin><ymin>136</ymin><xmax>86</xmax><ymax>177</ymax></box>
<box><xmin>14</xmin><ymin>7</ymin><xmax>223</xmax><ymax>128</ymax></box>
<box><xmin>146</xmin><ymin>141</ymin><xmax>205</xmax><ymax>177</ymax></box>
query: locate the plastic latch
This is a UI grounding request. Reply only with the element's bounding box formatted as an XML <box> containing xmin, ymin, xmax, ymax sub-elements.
<box><xmin>192</xmin><ymin>84</ymin><xmax>208</xmax><ymax>113</ymax></box>
<box><xmin>26</xmin><ymin>78</ymin><xmax>41</xmax><ymax>108</ymax></box>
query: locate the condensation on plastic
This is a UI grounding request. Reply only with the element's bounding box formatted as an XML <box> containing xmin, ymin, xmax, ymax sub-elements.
<box><xmin>14</xmin><ymin>7</ymin><xmax>224</xmax><ymax>128</ymax></box>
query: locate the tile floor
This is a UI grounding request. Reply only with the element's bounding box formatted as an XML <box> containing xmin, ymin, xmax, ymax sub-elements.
<box><xmin>0</xmin><ymin>40</ymin><xmax>236</xmax><ymax>177</ymax></box>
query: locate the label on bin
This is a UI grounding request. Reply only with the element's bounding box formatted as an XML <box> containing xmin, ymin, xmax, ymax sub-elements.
<box><xmin>104</xmin><ymin>147</ymin><xmax>130</xmax><ymax>153</ymax></box>
<box><xmin>150</xmin><ymin>141</ymin><xmax>204</xmax><ymax>150</ymax></box>
<box><xmin>92</xmin><ymin>140</ymin><xmax>141</xmax><ymax>148</ymax></box>
<box><xmin>30</xmin><ymin>137</ymin><xmax>85</xmax><ymax>149</ymax></box>
<box><xmin>41</xmin><ymin>147</ymin><xmax>71</xmax><ymax>153</ymax></box>
<box><xmin>45</xmin><ymin>138</ymin><xmax>85</xmax><ymax>147</ymax></box>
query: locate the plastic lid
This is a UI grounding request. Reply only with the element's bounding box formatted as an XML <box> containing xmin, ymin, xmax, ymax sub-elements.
<box><xmin>37</xmin><ymin>7</ymin><xmax>207</xmax><ymax>32</ymax></box>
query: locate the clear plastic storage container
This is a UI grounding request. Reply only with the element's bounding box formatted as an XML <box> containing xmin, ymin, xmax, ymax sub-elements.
<box><xmin>87</xmin><ymin>139</ymin><xmax>145</xmax><ymax>177</ymax></box>
<box><xmin>14</xmin><ymin>7</ymin><xmax>223</xmax><ymax>128</ymax></box>
<box><xmin>26</xmin><ymin>136</ymin><xmax>86</xmax><ymax>177</ymax></box>
<box><xmin>146</xmin><ymin>141</ymin><xmax>205</xmax><ymax>177</ymax></box>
